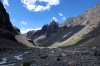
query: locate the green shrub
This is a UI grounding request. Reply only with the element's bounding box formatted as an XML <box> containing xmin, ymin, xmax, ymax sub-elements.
<box><xmin>22</xmin><ymin>60</ymin><xmax>33</xmax><ymax>66</ymax></box>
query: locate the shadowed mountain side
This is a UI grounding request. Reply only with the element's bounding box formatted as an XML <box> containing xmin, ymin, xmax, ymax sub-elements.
<box><xmin>77</xmin><ymin>16</ymin><xmax>100</xmax><ymax>47</ymax></box>
<box><xmin>64</xmin><ymin>26</ymin><xmax>100</xmax><ymax>48</ymax></box>
<box><xmin>60</xmin><ymin>15</ymin><xmax>100</xmax><ymax>48</ymax></box>
<box><xmin>77</xmin><ymin>23</ymin><xmax>100</xmax><ymax>47</ymax></box>
<box><xmin>26</xmin><ymin>30</ymin><xmax>36</xmax><ymax>38</ymax></box>
<box><xmin>37</xmin><ymin>25</ymin><xmax>85</xmax><ymax>47</ymax></box>
<box><xmin>0</xmin><ymin>1</ymin><xmax>35</xmax><ymax>48</ymax></box>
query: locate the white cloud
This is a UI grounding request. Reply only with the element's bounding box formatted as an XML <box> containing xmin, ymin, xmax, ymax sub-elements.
<box><xmin>52</xmin><ymin>17</ymin><xmax>58</xmax><ymax>22</ymax></box>
<box><xmin>21</xmin><ymin>0</ymin><xmax>60</xmax><ymax>12</ymax></box>
<box><xmin>58</xmin><ymin>13</ymin><xmax>63</xmax><ymax>16</ymax></box>
<box><xmin>21</xmin><ymin>0</ymin><xmax>36</xmax><ymax>11</ymax></box>
<box><xmin>58</xmin><ymin>13</ymin><xmax>66</xmax><ymax>20</ymax></box>
<box><xmin>62</xmin><ymin>17</ymin><xmax>66</xmax><ymax>20</ymax></box>
<box><xmin>3</xmin><ymin>0</ymin><xmax>9</xmax><ymax>6</ymax></box>
<box><xmin>34</xmin><ymin>5</ymin><xmax>51</xmax><ymax>12</ymax></box>
<box><xmin>20</xmin><ymin>28</ymin><xmax>41</xmax><ymax>34</ymax></box>
<box><xmin>12</xmin><ymin>19</ymin><xmax>15</xmax><ymax>22</ymax></box>
<box><xmin>21</xmin><ymin>21</ymin><xmax>27</xmax><ymax>25</ymax></box>
<box><xmin>39</xmin><ymin>0</ymin><xmax>60</xmax><ymax>5</ymax></box>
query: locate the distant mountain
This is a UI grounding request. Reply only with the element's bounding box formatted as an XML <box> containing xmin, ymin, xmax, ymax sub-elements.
<box><xmin>0</xmin><ymin>1</ymin><xmax>35</xmax><ymax>48</ymax></box>
<box><xmin>26</xmin><ymin>3</ymin><xmax>100</xmax><ymax>48</ymax></box>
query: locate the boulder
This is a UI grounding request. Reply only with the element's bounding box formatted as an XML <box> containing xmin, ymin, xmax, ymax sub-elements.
<box><xmin>13</xmin><ymin>26</ymin><xmax>20</xmax><ymax>32</ymax></box>
<box><xmin>28</xmin><ymin>39</ymin><xmax>36</xmax><ymax>46</ymax></box>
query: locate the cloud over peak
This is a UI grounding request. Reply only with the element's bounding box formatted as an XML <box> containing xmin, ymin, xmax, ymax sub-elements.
<box><xmin>52</xmin><ymin>17</ymin><xmax>58</xmax><ymax>22</ymax></box>
<box><xmin>21</xmin><ymin>0</ymin><xmax>60</xmax><ymax>12</ymax></box>
<box><xmin>62</xmin><ymin>17</ymin><xmax>66</xmax><ymax>20</ymax></box>
<box><xmin>58</xmin><ymin>12</ymin><xmax>66</xmax><ymax>20</ymax></box>
<box><xmin>21</xmin><ymin>28</ymin><xmax>41</xmax><ymax>34</ymax></box>
<box><xmin>21</xmin><ymin>21</ymin><xmax>27</xmax><ymax>25</ymax></box>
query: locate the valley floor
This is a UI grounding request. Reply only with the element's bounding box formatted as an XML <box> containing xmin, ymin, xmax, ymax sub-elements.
<box><xmin>0</xmin><ymin>47</ymin><xmax>100</xmax><ymax>66</ymax></box>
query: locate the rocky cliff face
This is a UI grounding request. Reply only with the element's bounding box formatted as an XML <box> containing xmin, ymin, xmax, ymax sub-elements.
<box><xmin>0</xmin><ymin>1</ymin><xmax>35</xmax><ymax>48</ymax></box>
<box><xmin>26</xmin><ymin>3</ymin><xmax>100</xmax><ymax>47</ymax></box>
<box><xmin>0</xmin><ymin>1</ymin><xmax>19</xmax><ymax>41</ymax></box>
<box><xmin>27</xmin><ymin>20</ymin><xmax>59</xmax><ymax>38</ymax></box>
<box><xmin>0</xmin><ymin>2</ymin><xmax>12</xmax><ymax>31</ymax></box>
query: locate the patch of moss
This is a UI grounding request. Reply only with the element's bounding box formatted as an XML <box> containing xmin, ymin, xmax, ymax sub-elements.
<box><xmin>62</xmin><ymin>38</ymin><xmax>82</xmax><ymax>46</ymax></box>
<box><xmin>22</xmin><ymin>60</ymin><xmax>33</xmax><ymax>66</ymax></box>
<box><xmin>40</xmin><ymin>56</ymin><xmax>47</xmax><ymax>59</ymax></box>
<box><xmin>48</xmin><ymin>37</ymin><xmax>90</xmax><ymax>48</ymax></box>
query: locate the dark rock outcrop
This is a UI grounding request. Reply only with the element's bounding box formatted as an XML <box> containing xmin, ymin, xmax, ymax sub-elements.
<box><xmin>0</xmin><ymin>1</ymin><xmax>17</xmax><ymax>41</ymax></box>
<box><xmin>40</xmin><ymin>20</ymin><xmax>59</xmax><ymax>36</ymax></box>
<box><xmin>41</xmin><ymin>24</ymin><xmax>49</xmax><ymax>35</ymax></box>
<box><xmin>28</xmin><ymin>39</ymin><xmax>36</xmax><ymax>46</ymax></box>
<box><xmin>0</xmin><ymin>28</ymin><xmax>16</xmax><ymax>41</ymax></box>
<box><xmin>47</xmin><ymin>20</ymin><xmax>59</xmax><ymax>36</ymax></box>
<box><xmin>0</xmin><ymin>1</ymin><xmax>13</xmax><ymax>31</ymax></box>
<box><xmin>13</xmin><ymin>26</ymin><xmax>20</xmax><ymax>32</ymax></box>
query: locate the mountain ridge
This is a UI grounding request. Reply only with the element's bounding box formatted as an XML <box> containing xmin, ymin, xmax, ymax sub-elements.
<box><xmin>26</xmin><ymin>3</ymin><xmax>100</xmax><ymax>47</ymax></box>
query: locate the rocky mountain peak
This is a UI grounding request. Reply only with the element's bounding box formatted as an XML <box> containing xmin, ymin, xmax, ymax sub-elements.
<box><xmin>41</xmin><ymin>24</ymin><xmax>49</xmax><ymax>32</ymax></box>
<box><xmin>50</xmin><ymin>20</ymin><xmax>58</xmax><ymax>25</ymax></box>
<box><xmin>49</xmin><ymin>20</ymin><xmax>59</xmax><ymax>28</ymax></box>
<box><xmin>42</xmin><ymin>24</ymin><xmax>49</xmax><ymax>28</ymax></box>
<box><xmin>27</xmin><ymin>21</ymin><xmax>59</xmax><ymax>39</ymax></box>
<box><xmin>43</xmin><ymin>21</ymin><xmax>59</xmax><ymax>35</ymax></box>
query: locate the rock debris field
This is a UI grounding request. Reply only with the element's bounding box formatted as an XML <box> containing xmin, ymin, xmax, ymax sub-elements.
<box><xmin>0</xmin><ymin>47</ymin><xmax>100</xmax><ymax>66</ymax></box>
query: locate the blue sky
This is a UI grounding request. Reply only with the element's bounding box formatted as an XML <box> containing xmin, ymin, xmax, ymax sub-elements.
<box><xmin>2</xmin><ymin>0</ymin><xmax>100</xmax><ymax>34</ymax></box>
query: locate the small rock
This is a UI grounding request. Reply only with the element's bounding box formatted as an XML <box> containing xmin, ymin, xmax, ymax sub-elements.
<box><xmin>9</xmin><ymin>51</ymin><xmax>12</xmax><ymax>54</ymax></box>
<box><xmin>94</xmin><ymin>51</ymin><xmax>100</xmax><ymax>56</ymax></box>
<box><xmin>92</xmin><ymin>47</ymin><xmax>96</xmax><ymax>49</ymax></box>
<box><xmin>68</xmin><ymin>62</ymin><xmax>73</xmax><ymax>66</ymax></box>
<box><xmin>51</xmin><ymin>51</ymin><xmax>54</xmax><ymax>53</ymax></box>
<box><xmin>61</xmin><ymin>53</ymin><xmax>66</xmax><ymax>57</ymax></box>
<box><xmin>57</xmin><ymin>58</ymin><xmax>61</xmax><ymax>61</ymax></box>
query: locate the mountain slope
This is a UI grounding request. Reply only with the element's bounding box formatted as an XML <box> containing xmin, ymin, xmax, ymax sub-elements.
<box><xmin>0</xmin><ymin>1</ymin><xmax>35</xmax><ymax>48</ymax></box>
<box><xmin>27</xmin><ymin>3</ymin><xmax>100</xmax><ymax>47</ymax></box>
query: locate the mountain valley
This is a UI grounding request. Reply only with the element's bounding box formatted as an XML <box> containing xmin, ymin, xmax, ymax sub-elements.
<box><xmin>0</xmin><ymin>1</ymin><xmax>100</xmax><ymax>66</ymax></box>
